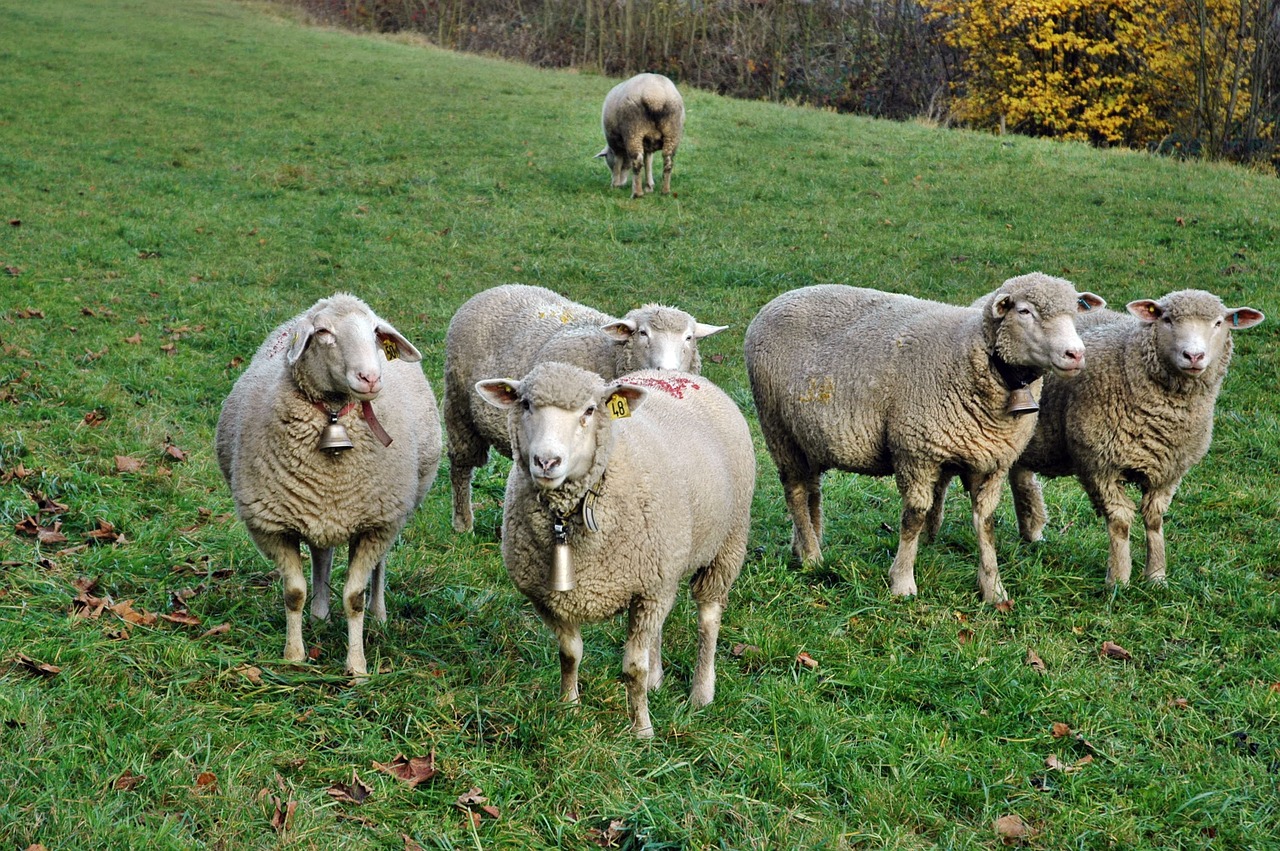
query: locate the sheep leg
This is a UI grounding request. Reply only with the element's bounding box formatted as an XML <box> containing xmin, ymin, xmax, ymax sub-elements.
<box><xmin>250</xmin><ymin>530</ymin><xmax>308</xmax><ymax>663</ymax></box>
<box><xmin>630</xmin><ymin>151</ymin><xmax>646</xmax><ymax>198</ymax></box>
<box><xmin>1082</xmin><ymin>474</ymin><xmax>1135</xmax><ymax>585</ymax></box>
<box><xmin>1139</xmin><ymin>486</ymin><xmax>1175</xmax><ymax>584</ymax></box>
<box><xmin>343</xmin><ymin>531</ymin><xmax>395</xmax><ymax>677</ymax></box>
<box><xmin>1009</xmin><ymin>465</ymin><xmax>1047</xmax><ymax>542</ymax></box>
<box><xmin>689</xmin><ymin>525</ymin><xmax>747</xmax><ymax>707</ymax></box>
<box><xmin>889</xmin><ymin>467</ymin><xmax>938</xmax><ymax>597</ymax></box>
<box><xmin>648</xmin><ymin>623</ymin><xmax>665</xmax><ymax>692</ymax></box>
<box><xmin>309</xmin><ymin>544</ymin><xmax>334</xmax><ymax>621</ymax></box>
<box><xmin>924</xmin><ymin>473</ymin><xmax>953</xmax><ymax>543</ymax></box>
<box><xmin>444</xmin><ymin>406</ymin><xmax>489</xmax><ymax>533</ymax></box>
<box><xmin>556</xmin><ymin>624</ymin><xmax>583</xmax><ymax>704</ymax></box>
<box><xmin>782</xmin><ymin>473</ymin><xmax>823</xmax><ymax>565</ymax></box>
<box><xmin>690</xmin><ymin>600</ymin><xmax>723</xmax><ymax>708</ymax></box>
<box><xmin>449</xmin><ymin>463</ymin><xmax>475</xmax><ymax>533</ymax></box>
<box><xmin>622</xmin><ymin>596</ymin><xmax>675</xmax><ymax>737</ymax></box>
<box><xmin>660</xmin><ymin>146</ymin><xmax>675</xmax><ymax>194</ymax></box>
<box><xmin>643</xmin><ymin>150</ymin><xmax>656</xmax><ymax>193</ymax></box>
<box><xmin>963</xmin><ymin>470</ymin><xmax>1009</xmax><ymax>604</ymax></box>
<box><xmin>369</xmin><ymin>556</ymin><xmax>387</xmax><ymax>624</ymax></box>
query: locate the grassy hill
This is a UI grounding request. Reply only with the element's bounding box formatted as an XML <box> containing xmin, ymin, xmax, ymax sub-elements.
<box><xmin>2</xmin><ymin>1</ymin><xmax>1278</xmax><ymax>847</ymax></box>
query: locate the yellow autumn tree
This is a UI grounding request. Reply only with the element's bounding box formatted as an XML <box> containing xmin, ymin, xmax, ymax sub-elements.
<box><xmin>923</xmin><ymin>0</ymin><xmax>1266</xmax><ymax>151</ymax></box>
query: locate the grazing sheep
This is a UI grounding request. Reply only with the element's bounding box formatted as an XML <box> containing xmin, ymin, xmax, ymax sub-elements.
<box><xmin>444</xmin><ymin>284</ymin><xmax>726</xmax><ymax>533</ymax></box>
<box><xmin>1010</xmin><ymin>289</ymin><xmax>1264</xmax><ymax>585</ymax></box>
<box><xmin>744</xmin><ymin>274</ymin><xmax>1103</xmax><ymax>603</ymax></box>
<box><xmin>595</xmin><ymin>73</ymin><xmax>685</xmax><ymax>198</ymax></box>
<box><xmin>476</xmin><ymin>362</ymin><xmax>755</xmax><ymax>737</ymax></box>
<box><xmin>216</xmin><ymin>293</ymin><xmax>442</xmax><ymax>676</ymax></box>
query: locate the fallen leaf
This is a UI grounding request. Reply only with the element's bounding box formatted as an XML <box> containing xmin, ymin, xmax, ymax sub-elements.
<box><xmin>1100</xmin><ymin>640</ymin><xmax>1132</xmax><ymax>661</ymax></box>
<box><xmin>195</xmin><ymin>771</ymin><xmax>217</xmax><ymax>792</ymax></box>
<box><xmin>12</xmin><ymin>652</ymin><xmax>62</xmax><ymax>676</ymax></box>
<box><xmin>15</xmin><ymin>516</ymin><xmax>68</xmax><ymax>545</ymax></box>
<box><xmin>308</xmin><ymin>645</ymin><xmax>322</xmax><ymax>661</ymax></box>
<box><xmin>258</xmin><ymin>787</ymin><xmax>297</xmax><ymax>833</ymax></box>
<box><xmin>164</xmin><ymin>442</ymin><xmax>188</xmax><ymax>462</ymax></box>
<box><xmin>86</xmin><ymin>518</ymin><xmax>127</xmax><ymax>545</ymax></box>
<box><xmin>994</xmin><ymin>599</ymin><xmax>1014</xmax><ymax>613</ymax></box>
<box><xmin>161</xmin><ymin>609</ymin><xmax>201</xmax><ymax>627</ymax></box>
<box><xmin>227</xmin><ymin>355</ymin><xmax>244</xmax><ymax>369</ymax></box>
<box><xmin>160</xmin><ymin>342</ymin><xmax>176</xmax><ymax>355</ymax></box>
<box><xmin>32</xmin><ymin>493</ymin><xmax>69</xmax><ymax>515</ymax></box>
<box><xmin>1176</xmin><ymin>216</ymin><xmax>1186</xmax><ymax>226</ymax></box>
<box><xmin>402</xmin><ymin>835</ymin><xmax>425</xmax><ymax>851</ymax></box>
<box><xmin>123</xmin><ymin>332</ymin><xmax>142</xmax><ymax>344</ymax></box>
<box><xmin>1169</xmin><ymin>697</ymin><xmax>1190</xmax><ymax>709</ymax></box>
<box><xmin>730</xmin><ymin>643</ymin><xmax>761</xmax><ymax>658</ymax></box>
<box><xmin>114</xmin><ymin>769</ymin><xmax>145</xmax><ymax>791</ymax></box>
<box><xmin>1045</xmin><ymin>753</ymin><xmax>1092</xmax><ymax>773</ymax></box>
<box><xmin>1051</xmin><ymin>722</ymin><xmax>1071</xmax><ymax>738</ymax></box>
<box><xmin>110</xmin><ymin>599</ymin><xmax>158</xmax><ymax>627</ymax></box>
<box><xmin>993</xmin><ymin>813</ymin><xmax>1035</xmax><ymax>844</ymax></box>
<box><xmin>327</xmin><ymin>769</ymin><xmax>372</xmax><ymax>804</ymax></box>
<box><xmin>373</xmin><ymin>752</ymin><xmax>438</xmax><ymax>788</ymax></box>
<box><xmin>1024</xmin><ymin>647</ymin><xmax>1047</xmax><ymax>673</ymax></box>
<box><xmin>957</xmin><ymin>628</ymin><xmax>975</xmax><ymax>645</ymax></box>
<box><xmin>114</xmin><ymin>455</ymin><xmax>144</xmax><ymax>473</ymax></box>
<box><xmin>83</xmin><ymin>409</ymin><xmax>107</xmax><ymax>427</ymax></box>
<box><xmin>233</xmin><ymin>664</ymin><xmax>264</xmax><ymax>685</ymax></box>
<box><xmin>795</xmin><ymin>651</ymin><xmax>819</xmax><ymax>670</ymax></box>
<box><xmin>198</xmin><ymin>623</ymin><xmax>230</xmax><ymax>639</ymax></box>
<box><xmin>587</xmin><ymin>819</ymin><xmax>630</xmax><ymax>848</ymax></box>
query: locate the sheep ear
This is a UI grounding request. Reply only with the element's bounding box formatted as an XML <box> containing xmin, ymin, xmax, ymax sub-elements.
<box><xmin>1127</xmin><ymin>300</ymin><xmax>1163</xmax><ymax>323</ymax></box>
<box><xmin>1225</xmin><ymin>307</ymin><xmax>1264</xmax><ymax>329</ymax></box>
<box><xmin>605</xmin><ymin>384</ymin><xmax>647</xmax><ymax>418</ymax></box>
<box><xmin>375</xmin><ymin>322</ymin><xmax>423</xmax><ymax>363</ymax></box>
<box><xmin>693</xmin><ymin>323</ymin><xmax>728</xmax><ymax>339</ymax></box>
<box><xmin>475</xmin><ymin>379</ymin><xmax>522</xmax><ymax>409</ymax></box>
<box><xmin>989</xmin><ymin>294</ymin><xmax>1015</xmax><ymax>318</ymax></box>
<box><xmin>285</xmin><ymin>319</ymin><xmax>315</xmax><ymax>365</ymax></box>
<box><xmin>1076</xmin><ymin>292</ymin><xmax>1106</xmax><ymax>312</ymax></box>
<box><xmin>601</xmin><ymin>319</ymin><xmax>637</xmax><ymax>342</ymax></box>
<box><xmin>595</xmin><ymin>148</ymin><xmax>610</xmax><ymax>159</ymax></box>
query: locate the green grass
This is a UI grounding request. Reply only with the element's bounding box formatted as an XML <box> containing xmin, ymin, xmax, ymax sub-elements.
<box><xmin>2</xmin><ymin>1</ymin><xmax>1279</xmax><ymax>848</ymax></box>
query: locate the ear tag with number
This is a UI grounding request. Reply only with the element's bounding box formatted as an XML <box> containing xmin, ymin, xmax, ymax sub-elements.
<box><xmin>381</xmin><ymin>337</ymin><xmax>399</xmax><ymax>361</ymax></box>
<box><xmin>607</xmin><ymin>392</ymin><xmax>631</xmax><ymax>419</ymax></box>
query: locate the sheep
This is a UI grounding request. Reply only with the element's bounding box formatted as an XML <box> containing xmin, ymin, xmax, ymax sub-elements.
<box><xmin>744</xmin><ymin>273</ymin><xmax>1104</xmax><ymax>603</ymax></box>
<box><xmin>1009</xmin><ymin>289</ymin><xmax>1264</xmax><ymax>585</ymax></box>
<box><xmin>595</xmin><ymin>72</ymin><xmax>685</xmax><ymax>198</ymax></box>
<box><xmin>215</xmin><ymin>293</ymin><xmax>442</xmax><ymax>677</ymax></box>
<box><xmin>475</xmin><ymin>362</ymin><xmax>755</xmax><ymax>737</ymax></box>
<box><xmin>444</xmin><ymin>283</ymin><xmax>726</xmax><ymax>533</ymax></box>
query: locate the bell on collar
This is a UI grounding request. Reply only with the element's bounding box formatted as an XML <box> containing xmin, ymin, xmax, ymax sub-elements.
<box><xmin>318</xmin><ymin>413</ymin><xmax>355</xmax><ymax>453</ymax></box>
<box><xmin>550</xmin><ymin>541</ymin><xmax>576</xmax><ymax>592</ymax></box>
<box><xmin>1005</xmin><ymin>386</ymin><xmax>1039</xmax><ymax>416</ymax></box>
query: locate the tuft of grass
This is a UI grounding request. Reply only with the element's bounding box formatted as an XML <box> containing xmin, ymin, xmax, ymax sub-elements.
<box><xmin>2</xmin><ymin>0</ymin><xmax>1278</xmax><ymax>847</ymax></box>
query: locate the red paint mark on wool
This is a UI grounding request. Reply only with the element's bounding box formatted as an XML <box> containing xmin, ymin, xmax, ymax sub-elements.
<box><xmin>625</xmin><ymin>376</ymin><xmax>702</xmax><ymax>399</ymax></box>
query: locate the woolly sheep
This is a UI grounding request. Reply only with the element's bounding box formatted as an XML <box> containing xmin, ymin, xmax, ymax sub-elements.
<box><xmin>744</xmin><ymin>273</ymin><xmax>1104</xmax><ymax>603</ymax></box>
<box><xmin>595</xmin><ymin>72</ymin><xmax>685</xmax><ymax>198</ymax></box>
<box><xmin>476</xmin><ymin>362</ymin><xmax>755</xmax><ymax>737</ymax></box>
<box><xmin>216</xmin><ymin>293</ymin><xmax>442</xmax><ymax>676</ymax></box>
<box><xmin>1010</xmin><ymin>289</ymin><xmax>1264</xmax><ymax>585</ymax></box>
<box><xmin>444</xmin><ymin>283</ymin><xmax>726</xmax><ymax>533</ymax></box>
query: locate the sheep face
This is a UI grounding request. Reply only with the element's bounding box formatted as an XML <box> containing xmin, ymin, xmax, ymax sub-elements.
<box><xmin>1127</xmin><ymin>291</ymin><xmax>1264</xmax><ymax>377</ymax></box>
<box><xmin>988</xmin><ymin>276</ymin><xmax>1101</xmax><ymax>377</ymax></box>
<box><xmin>476</xmin><ymin>362</ymin><xmax>647</xmax><ymax>490</ymax></box>
<box><xmin>602</xmin><ymin>306</ymin><xmax>728</xmax><ymax>371</ymax></box>
<box><xmin>287</xmin><ymin>296</ymin><xmax>421</xmax><ymax>401</ymax></box>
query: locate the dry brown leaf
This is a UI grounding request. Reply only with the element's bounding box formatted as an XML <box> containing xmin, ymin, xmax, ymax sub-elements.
<box><xmin>1024</xmin><ymin>648</ymin><xmax>1047</xmax><ymax>673</ymax></box>
<box><xmin>587</xmin><ymin>819</ymin><xmax>629</xmax><ymax>848</ymax></box>
<box><xmin>123</xmin><ymin>333</ymin><xmax>142</xmax><ymax>345</ymax></box>
<box><xmin>161</xmin><ymin>609</ymin><xmax>201</xmax><ymax>627</ymax></box>
<box><xmin>12</xmin><ymin>652</ymin><xmax>62</xmax><ymax>676</ymax></box>
<box><xmin>87</xmin><ymin>518</ymin><xmax>127</xmax><ymax>545</ymax></box>
<box><xmin>198</xmin><ymin>623</ymin><xmax>231</xmax><ymax>639</ymax></box>
<box><xmin>1169</xmin><ymin>697</ymin><xmax>1190</xmax><ymax>709</ymax></box>
<box><xmin>795</xmin><ymin>651</ymin><xmax>819</xmax><ymax>670</ymax></box>
<box><xmin>993</xmin><ymin>813</ymin><xmax>1036</xmax><ymax>844</ymax></box>
<box><xmin>233</xmin><ymin>664</ymin><xmax>264</xmax><ymax>685</ymax></box>
<box><xmin>83</xmin><ymin>409</ymin><xmax>107</xmax><ymax>427</ymax></box>
<box><xmin>1051</xmin><ymin>722</ymin><xmax>1072</xmax><ymax>739</ymax></box>
<box><xmin>402</xmin><ymin>834</ymin><xmax>425</xmax><ymax>851</ymax></box>
<box><xmin>114</xmin><ymin>769</ymin><xmax>144</xmax><ymax>792</ymax></box>
<box><xmin>114</xmin><ymin>455</ymin><xmax>144</xmax><ymax>473</ymax></box>
<box><xmin>163</xmin><ymin>442</ymin><xmax>188</xmax><ymax>462</ymax></box>
<box><xmin>373</xmin><ymin>752</ymin><xmax>438</xmax><ymax>788</ymax></box>
<box><xmin>994</xmin><ymin>599</ymin><xmax>1015</xmax><ymax>613</ymax></box>
<box><xmin>1100</xmin><ymin>640</ymin><xmax>1132</xmax><ymax>661</ymax></box>
<box><xmin>326</xmin><ymin>769</ymin><xmax>372</xmax><ymax>804</ymax></box>
<box><xmin>33</xmin><ymin>493</ymin><xmax>69</xmax><ymax>515</ymax></box>
<box><xmin>195</xmin><ymin>771</ymin><xmax>217</xmax><ymax>793</ymax></box>
<box><xmin>110</xmin><ymin>599</ymin><xmax>158</xmax><ymax>627</ymax></box>
<box><xmin>730</xmin><ymin>642</ymin><xmax>761</xmax><ymax>658</ymax></box>
<box><xmin>15</xmin><ymin>516</ymin><xmax>68</xmax><ymax>545</ymax></box>
<box><xmin>957</xmin><ymin>628</ymin><xmax>975</xmax><ymax>645</ymax></box>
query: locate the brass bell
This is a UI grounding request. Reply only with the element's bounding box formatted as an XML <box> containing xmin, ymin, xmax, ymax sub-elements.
<box><xmin>549</xmin><ymin>542</ymin><xmax>576</xmax><ymax>592</ymax></box>
<box><xmin>1005</xmin><ymin>386</ymin><xmax>1040</xmax><ymax>416</ymax></box>
<box><xmin>318</xmin><ymin>413</ymin><xmax>355</xmax><ymax>453</ymax></box>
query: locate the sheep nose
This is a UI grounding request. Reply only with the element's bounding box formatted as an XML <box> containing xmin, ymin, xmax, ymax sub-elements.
<box><xmin>1063</xmin><ymin>348</ymin><xmax>1083</xmax><ymax>367</ymax></box>
<box><xmin>1184</xmin><ymin>350</ymin><xmax>1206</xmax><ymax>366</ymax></box>
<box><xmin>355</xmin><ymin>371</ymin><xmax>382</xmax><ymax>393</ymax></box>
<box><xmin>533</xmin><ymin>454</ymin><xmax>562</xmax><ymax>477</ymax></box>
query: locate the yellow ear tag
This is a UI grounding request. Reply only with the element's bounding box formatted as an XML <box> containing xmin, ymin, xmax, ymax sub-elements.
<box><xmin>607</xmin><ymin>392</ymin><xmax>631</xmax><ymax>419</ymax></box>
<box><xmin>381</xmin><ymin>337</ymin><xmax>399</xmax><ymax>361</ymax></box>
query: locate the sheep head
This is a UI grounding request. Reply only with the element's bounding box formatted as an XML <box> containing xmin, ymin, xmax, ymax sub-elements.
<box><xmin>1127</xmin><ymin>290</ymin><xmax>1264</xmax><ymax>379</ymax></box>
<box><xmin>601</xmin><ymin>305</ymin><xmax>727</xmax><ymax>373</ymax></box>
<box><xmin>286</xmin><ymin>293</ymin><xmax>421</xmax><ymax>402</ymax></box>
<box><xmin>985</xmin><ymin>273</ymin><xmax>1103</xmax><ymax>379</ymax></box>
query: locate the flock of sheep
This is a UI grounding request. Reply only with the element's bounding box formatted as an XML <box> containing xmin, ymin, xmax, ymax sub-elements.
<box><xmin>213</xmin><ymin>75</ymin><xmax>1265</xmax><ymax>737</ymax></box>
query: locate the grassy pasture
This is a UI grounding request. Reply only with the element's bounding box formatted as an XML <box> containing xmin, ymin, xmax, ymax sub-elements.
<box><xmin>1</xmin><ymin>1</ymin><xmax>1279</xmax><ymax>847</ymax></box>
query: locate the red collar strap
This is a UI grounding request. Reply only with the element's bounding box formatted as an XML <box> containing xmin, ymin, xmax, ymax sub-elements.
<box><xmin>314</xmin><ymin>400</ymin><xmax>393</xmax><ymax>447</ymax></box>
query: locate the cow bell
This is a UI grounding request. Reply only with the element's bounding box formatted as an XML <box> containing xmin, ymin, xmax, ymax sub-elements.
<box><xmin>318</xmin><ymin>412</ymin><xmax>355</xmax><ymax>453</ymax></box>
<box><xmin>1005</xmin><ymin>386</ymin><xmax>1039</xmax><ymax>416</ymax></box>
<box><xmin>550</xmin><ymin>542</ymin><xmax>576</xmax><ymax>592</ymax></box>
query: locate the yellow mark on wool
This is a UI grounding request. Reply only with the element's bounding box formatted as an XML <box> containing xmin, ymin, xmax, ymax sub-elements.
<box><xmin>607</xmin><ymin>392</ymin><xmax>632</xmax><ymax>419</ymax></box>
<box><xmin>798</xmin><ymin>375</ymin><xmax>835</xmax><ymax>404</ymax></box>
<box><xmin>535</xmin><ymin>306</ymin><xmax>575</xmax><ymax>324</ymax></box>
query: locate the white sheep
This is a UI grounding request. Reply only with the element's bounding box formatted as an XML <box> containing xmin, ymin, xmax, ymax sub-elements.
<box><xmin>215</xmin><ymin>293</ymin><xmax>442</xmax><ymax>676</ymax></box>
<box><xmin>1010</xmin><ymin>289</ymin><xmax>1264</xmax><ymax>585</ymax></box>
<box><xmin>444</xmin><ymin>283</ymin><xmax>726</xmax><ymax>533</ymax></box>
<box><xmin>595</xmin><ymin>73</ymin><xmax>685</xmax><ymax>198</ymax></box>
<box><xmin>475</xmin><ymin>362</ymin><xmax>755</xmax><ymax>737</ymax></box>
<box><xmin>744</xmin><ymin>273</ymin><xmax>1104</xmax><ymax>603</ymax></box>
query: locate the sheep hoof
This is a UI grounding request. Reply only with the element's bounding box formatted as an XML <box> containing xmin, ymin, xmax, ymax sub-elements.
<box><xmin>631</xmin><ymin>723</ymin><xmax>655</xmax><ymax>739</ymax></box>
<box><xmin>1144</xmin><ymin>571</ymin><xmax>1168</xmax><ymax>585</ymax></box>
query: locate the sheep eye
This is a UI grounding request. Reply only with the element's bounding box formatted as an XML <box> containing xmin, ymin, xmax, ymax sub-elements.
<box><xmin>1017</xmin><ymin>307</ymin><xmax>1032</xmax><ymax>316</ymax></box>
<box><xmin>1162</xmin><ymin>316</ymin><xmax>1173</xmax><ymax>325</ymax></box>
<box><xmin>685</xmin><ymin>334</ymin><xmax>693</xmax><ymax>342</ymax></box>
<box><xmin>1214</xmin><ymin>318</ymin><xmax>1223</xmax><ymax>327</ymax></box>
<box><xmin>520</xmin><ymin>398</ymin><xmax>531</xmax><ymax>411</ymax></box>
<box><xmin>638</xmin><ymin>330</ymin><xmax>649</xmax><ymax>338</ymax></box>
<box><xmin>584</xmin><ymin>405</ymin><xmax>596</xmax><ymax>418</ymax></box>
